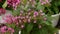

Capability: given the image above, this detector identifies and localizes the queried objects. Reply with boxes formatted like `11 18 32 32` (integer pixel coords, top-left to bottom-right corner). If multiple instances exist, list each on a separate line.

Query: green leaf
55 0 60 6
45 25 58 34
39 28 48 34
23 4 29 11
0 16 2 20
12 4 21 16
53 7 59 14
14 26 20 34
31 27 48 34
26 23 33 33
2 0 7 8
36 2 44 10
6 23 16 28
41 21 51 25
45 21 51 25
23 0 27 5
47 7 54 15
12 10 20 16
5 32 11 34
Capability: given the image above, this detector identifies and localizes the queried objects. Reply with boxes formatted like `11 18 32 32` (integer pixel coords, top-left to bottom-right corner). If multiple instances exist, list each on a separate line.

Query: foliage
44 0 60 15
0 0 59 34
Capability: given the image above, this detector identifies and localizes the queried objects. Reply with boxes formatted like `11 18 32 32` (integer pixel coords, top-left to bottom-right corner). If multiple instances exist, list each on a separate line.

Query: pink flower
33 15 36 17
28 12 31 15
8 28 12 30
33 20 37 23
0 25 14 34
12 29 14 32
12 17 19 23
20 10 24 14
26 15 29 18
34 11 38 16
0 26 7 32
2 14 19 24
43 17 47 21
40 0 49 5
38 25 42 29
7 0 20 10
28 19 31 23
2 14 13 24
8 28 14 32
41 2 46 5
40 13 45 16
7 0 11 2
0 8 6 15
39 10 43 13
21 25 24 29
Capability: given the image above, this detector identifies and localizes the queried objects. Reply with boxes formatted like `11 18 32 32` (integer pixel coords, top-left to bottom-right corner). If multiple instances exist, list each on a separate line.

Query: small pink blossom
19 20 22 23
21 25 24 28
39 10 43 13
34 20 37 23
38 25 42 29
34 11 38 16
40 13 45 16
26 15 29 18
40 0 49 5
8 28 12 30
28 12 31 15
43 17 47 21
12 29 14 32
8 28 14 32
33 11 38 17
28 19 30 23
41 2 46 5
33 15 36 17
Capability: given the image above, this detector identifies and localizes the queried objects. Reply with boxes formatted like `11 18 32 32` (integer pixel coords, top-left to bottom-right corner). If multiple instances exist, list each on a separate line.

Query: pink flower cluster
3 14 15 24
7 0 20 10
40 0 49 5
2 10 47 29
0 8 6 15
2 14 19 25
0 25 14 34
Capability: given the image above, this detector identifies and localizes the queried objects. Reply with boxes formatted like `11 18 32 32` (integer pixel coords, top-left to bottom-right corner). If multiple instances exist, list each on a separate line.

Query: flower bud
28 19 31 23
43 17 47 21
21 25 24 29
33 20 37 23
38 25 42 29
34 11 38 16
